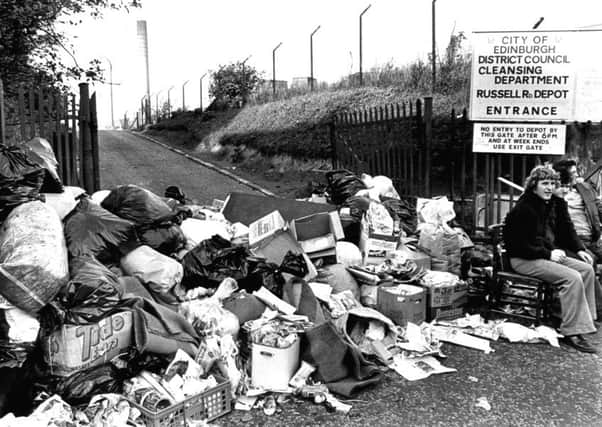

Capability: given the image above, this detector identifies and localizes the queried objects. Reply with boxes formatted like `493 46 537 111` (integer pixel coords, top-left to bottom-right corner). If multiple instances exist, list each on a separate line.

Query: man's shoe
561 335 598 353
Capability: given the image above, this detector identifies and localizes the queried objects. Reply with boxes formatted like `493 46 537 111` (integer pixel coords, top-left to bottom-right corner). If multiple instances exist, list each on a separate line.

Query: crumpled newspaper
496 322 563 347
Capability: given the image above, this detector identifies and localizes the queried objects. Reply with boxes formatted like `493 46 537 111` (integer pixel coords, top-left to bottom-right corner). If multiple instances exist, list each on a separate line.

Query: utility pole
359 4 371 86
241 55 251 105
167 85 175 118
103 57 115 128
272 42 283 95
200 72 207 111
431 0 437 91
155 90 162 122
182 80 189 111
310 25 321 91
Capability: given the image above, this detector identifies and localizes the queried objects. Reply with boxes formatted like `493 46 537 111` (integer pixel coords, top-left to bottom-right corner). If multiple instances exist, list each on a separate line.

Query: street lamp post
359 4 371 86
199 72 207 111
140 95 147 126
182 80 190 111
241 55 252 105
431 0 437 91
272 42 282 95
167 85 175 118
155 90 163 122
103 57 115 128
310 25 321 91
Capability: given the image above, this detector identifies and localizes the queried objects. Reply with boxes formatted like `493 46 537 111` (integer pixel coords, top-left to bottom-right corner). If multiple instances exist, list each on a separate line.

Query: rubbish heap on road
0 140 563 425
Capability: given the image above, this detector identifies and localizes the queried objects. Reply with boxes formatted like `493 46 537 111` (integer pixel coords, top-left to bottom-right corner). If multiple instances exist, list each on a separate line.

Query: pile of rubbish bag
4 143 557 426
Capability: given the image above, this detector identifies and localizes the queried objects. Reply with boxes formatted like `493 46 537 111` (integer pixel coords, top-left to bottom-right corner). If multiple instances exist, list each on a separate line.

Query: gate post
90 92 100 192
0 78 5 145
424 96 433 197
79 82 94 194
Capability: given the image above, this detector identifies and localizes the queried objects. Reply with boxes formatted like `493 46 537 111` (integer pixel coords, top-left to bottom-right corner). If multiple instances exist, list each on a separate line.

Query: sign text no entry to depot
473 123 566 154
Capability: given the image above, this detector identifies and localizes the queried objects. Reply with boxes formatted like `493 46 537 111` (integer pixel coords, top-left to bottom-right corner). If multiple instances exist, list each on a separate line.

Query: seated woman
503 165 598 353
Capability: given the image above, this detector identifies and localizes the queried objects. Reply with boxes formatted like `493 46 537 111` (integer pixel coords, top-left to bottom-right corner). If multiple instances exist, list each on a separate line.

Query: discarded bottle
263 395 276 416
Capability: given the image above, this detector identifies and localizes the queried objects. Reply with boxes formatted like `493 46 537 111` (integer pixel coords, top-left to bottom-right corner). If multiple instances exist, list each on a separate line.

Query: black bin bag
57 256 125 325
0 145 45 221
101 184 177 226
63 198 140 263
181 235 251 289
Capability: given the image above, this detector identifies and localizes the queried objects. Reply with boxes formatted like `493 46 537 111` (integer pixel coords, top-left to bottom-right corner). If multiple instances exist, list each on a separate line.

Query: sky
63 0 602 128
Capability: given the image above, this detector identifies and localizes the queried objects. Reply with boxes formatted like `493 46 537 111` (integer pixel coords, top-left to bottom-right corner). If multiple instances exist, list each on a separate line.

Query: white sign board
473 123 566 154
469 30 602 122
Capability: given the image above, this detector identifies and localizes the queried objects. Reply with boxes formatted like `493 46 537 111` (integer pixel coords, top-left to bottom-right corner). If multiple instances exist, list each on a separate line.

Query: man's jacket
503 191 585 260
574 182 602 242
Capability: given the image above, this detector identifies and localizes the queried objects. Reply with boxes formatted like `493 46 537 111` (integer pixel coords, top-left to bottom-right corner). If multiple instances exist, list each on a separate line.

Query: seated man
503 166 597 353
553 159 602 318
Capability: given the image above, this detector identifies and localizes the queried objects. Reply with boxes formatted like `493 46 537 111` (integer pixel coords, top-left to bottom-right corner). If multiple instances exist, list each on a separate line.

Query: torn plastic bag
55 364 123 406
63 198 140 264
0 145 45 221
381 196 418 236
180 218 233 251
139 223 186 255
101 184 178 226
121 245 183 294
0 201 69 313
326 170 367 206
181 235 251 289
42 186 86 220
179 278 240 338
57 256 125 325
0 340 36 369
360 174 400 200
23 137 63 193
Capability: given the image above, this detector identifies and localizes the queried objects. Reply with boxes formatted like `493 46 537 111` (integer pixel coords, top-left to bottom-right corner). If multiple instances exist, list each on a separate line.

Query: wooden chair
488 223 554 325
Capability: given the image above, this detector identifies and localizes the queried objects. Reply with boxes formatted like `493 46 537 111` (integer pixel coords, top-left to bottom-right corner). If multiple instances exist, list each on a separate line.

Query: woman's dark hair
552 159 577 185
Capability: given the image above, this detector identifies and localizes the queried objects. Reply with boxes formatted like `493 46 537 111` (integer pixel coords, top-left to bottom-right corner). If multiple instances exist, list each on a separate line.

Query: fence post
89 92 100 192
424 96 433 197
79 82 94 193
0 78 5 145
329 115 337 170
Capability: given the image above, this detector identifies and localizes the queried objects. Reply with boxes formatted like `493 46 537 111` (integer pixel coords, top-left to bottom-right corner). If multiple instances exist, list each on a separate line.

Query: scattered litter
476 396 492 411
389 355 457 381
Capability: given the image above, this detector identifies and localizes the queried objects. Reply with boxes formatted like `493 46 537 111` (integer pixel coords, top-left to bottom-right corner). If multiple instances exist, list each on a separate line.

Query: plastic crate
129 378 231 427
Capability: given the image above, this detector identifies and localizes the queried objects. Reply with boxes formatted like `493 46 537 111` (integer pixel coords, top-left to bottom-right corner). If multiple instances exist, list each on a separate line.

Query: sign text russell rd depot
469 30 602 122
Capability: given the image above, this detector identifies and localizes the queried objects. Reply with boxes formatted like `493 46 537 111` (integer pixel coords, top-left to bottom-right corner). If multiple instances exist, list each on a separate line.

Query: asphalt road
97 130 602 426
98 130 261 204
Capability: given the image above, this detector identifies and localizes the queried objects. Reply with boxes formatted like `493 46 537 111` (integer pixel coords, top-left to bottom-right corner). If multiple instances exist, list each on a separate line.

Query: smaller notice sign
472 123 566 155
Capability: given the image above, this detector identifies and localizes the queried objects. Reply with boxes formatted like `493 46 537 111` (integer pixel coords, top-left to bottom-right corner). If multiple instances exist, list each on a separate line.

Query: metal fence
330 98 602 236
0 81 100 193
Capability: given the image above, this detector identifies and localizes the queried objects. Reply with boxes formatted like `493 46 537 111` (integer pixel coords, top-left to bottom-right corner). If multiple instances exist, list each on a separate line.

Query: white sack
121 245 183 294
0 201 69 313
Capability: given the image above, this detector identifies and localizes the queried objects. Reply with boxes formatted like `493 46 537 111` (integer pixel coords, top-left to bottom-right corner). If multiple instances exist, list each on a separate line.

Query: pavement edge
131 131 276 197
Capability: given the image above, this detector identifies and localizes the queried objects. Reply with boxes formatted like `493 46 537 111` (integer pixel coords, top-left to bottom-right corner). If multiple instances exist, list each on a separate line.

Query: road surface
98 130 261 203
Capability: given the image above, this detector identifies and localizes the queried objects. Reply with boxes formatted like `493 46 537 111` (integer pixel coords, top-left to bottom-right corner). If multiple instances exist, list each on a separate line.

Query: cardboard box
359 204 399 264
251 337 300 390
250 221 317 281
248 210 287 247
290 211 345 259
42 311 133 377
377 284 426 326
221 192 335 226
425 280 468 308
426 298 467 321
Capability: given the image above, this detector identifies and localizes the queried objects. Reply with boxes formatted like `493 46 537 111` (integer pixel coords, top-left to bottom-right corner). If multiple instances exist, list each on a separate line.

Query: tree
0 0 140 94
209 62 262 108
